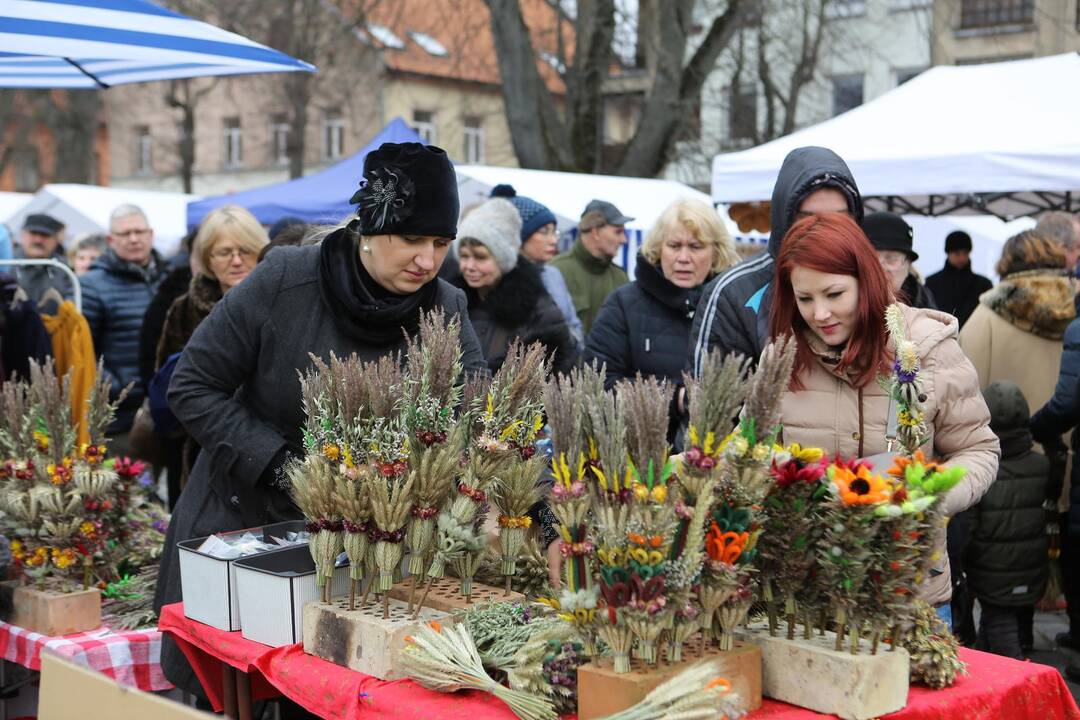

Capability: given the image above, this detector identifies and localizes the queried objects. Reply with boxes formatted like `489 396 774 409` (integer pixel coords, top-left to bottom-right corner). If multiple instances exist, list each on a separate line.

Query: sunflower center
850 478 871 495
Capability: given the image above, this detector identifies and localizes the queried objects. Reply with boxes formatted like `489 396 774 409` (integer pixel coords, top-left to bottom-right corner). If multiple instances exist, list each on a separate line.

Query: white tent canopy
711 53 1080 219
6 184 200 258
0 192 32 226
457 165 761 273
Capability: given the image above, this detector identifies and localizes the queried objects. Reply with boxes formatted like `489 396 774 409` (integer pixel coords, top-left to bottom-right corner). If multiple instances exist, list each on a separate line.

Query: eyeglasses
539 226 559 236
877 252 908 269
210 247 256 261
112 228 151 239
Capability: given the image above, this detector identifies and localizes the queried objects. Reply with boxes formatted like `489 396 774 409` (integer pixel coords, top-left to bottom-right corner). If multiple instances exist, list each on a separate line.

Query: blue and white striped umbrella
0 0 316 88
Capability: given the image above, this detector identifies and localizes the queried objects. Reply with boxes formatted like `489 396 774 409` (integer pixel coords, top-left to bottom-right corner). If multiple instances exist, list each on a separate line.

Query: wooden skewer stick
411 576 435 620
349 579 357 611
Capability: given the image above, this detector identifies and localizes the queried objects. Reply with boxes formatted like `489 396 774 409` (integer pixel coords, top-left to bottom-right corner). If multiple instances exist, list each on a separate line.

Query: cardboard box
233 544 351 647
738 621 909 720
178 520 307 631
12 585 101 636
39 652 212 719
577 639 762 719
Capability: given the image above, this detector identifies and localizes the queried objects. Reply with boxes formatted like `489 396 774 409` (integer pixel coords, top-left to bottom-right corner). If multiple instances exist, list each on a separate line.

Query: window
408 31 448 57
367 23 405 49
13 147 39 192
323 108 344 161
825 0 867 19
895 67 925 85
729 83 757 141
135 125 152 175
271 114 289 166
412 110 436 144
223 117 242 168
959 0 1033 29
831 74 864 116
463 116 484 164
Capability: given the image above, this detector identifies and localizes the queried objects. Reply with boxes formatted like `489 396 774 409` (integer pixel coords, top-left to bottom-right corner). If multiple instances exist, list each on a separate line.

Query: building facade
933 0 1080 65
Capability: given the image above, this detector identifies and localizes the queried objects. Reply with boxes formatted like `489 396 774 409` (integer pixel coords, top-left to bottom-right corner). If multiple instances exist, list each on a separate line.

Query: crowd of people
3 141 1079 702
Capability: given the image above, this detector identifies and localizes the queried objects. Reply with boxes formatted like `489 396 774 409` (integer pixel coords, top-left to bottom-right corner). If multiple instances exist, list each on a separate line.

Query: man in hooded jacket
689 147 864 375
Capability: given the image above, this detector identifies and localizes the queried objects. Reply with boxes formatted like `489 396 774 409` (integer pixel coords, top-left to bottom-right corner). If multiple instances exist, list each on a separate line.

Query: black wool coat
963 427 1051 606
584 259 704 441
455 258 579 376
155 242 485 694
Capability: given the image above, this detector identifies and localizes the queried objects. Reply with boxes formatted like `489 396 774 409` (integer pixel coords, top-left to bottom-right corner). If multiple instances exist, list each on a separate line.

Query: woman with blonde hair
584 198 739 442
153 205 270 497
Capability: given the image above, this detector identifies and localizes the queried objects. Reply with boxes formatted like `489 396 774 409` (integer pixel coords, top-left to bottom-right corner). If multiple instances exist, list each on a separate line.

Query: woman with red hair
769 212 1000 623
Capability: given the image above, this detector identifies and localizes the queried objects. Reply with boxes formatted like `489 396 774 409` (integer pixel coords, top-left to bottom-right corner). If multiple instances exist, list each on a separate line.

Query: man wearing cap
15 213 73 312
926 230 992 328
550 199 631 334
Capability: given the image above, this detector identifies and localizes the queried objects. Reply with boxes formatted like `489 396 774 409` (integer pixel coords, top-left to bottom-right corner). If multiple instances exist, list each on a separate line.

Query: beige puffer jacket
777 304 1000 606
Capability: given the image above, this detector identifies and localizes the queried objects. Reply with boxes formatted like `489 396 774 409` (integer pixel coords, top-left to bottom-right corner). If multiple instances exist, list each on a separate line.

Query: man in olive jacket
550 199 631 334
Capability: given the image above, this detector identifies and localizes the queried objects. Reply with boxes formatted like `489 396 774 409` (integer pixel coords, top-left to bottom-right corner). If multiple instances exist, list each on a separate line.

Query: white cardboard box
234 544 351 647
178 520 307 631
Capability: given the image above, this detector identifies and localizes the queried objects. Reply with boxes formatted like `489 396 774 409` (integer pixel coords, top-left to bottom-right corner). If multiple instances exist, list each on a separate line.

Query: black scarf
317 222 438 345
634 256 706 320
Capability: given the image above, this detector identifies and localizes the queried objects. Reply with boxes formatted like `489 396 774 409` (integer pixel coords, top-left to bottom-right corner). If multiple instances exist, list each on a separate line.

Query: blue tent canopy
0 0 314 88
186 118 422 229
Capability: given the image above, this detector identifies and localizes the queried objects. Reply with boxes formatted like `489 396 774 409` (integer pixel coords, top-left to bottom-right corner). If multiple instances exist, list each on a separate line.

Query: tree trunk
566 0 615 172
288 73 311 179
484 0 571 169
46 90 100 184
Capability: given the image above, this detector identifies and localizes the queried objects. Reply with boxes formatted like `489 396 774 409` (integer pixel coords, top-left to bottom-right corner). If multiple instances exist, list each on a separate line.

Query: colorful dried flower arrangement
0 359 160 592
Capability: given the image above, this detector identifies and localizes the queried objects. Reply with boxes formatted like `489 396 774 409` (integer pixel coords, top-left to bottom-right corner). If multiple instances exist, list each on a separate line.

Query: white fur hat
453 198 523 273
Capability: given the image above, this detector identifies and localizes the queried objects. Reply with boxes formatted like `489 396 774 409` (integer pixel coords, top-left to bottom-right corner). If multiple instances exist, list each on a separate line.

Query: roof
711 53 1080 218
364 0 569 93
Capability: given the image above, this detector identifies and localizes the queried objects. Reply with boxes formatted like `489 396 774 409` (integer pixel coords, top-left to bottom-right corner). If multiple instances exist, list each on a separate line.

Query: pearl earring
362 244 371 253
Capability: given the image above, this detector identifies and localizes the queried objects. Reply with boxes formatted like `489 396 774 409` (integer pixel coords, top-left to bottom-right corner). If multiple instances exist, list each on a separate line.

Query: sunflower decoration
755 444 829 638
818 460 894 653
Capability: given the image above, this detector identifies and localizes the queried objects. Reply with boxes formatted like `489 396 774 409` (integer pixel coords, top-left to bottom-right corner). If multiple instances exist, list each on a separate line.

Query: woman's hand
546 539 562 589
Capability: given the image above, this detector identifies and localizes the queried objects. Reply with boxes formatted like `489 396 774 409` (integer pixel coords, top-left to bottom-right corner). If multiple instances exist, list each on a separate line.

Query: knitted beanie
490 184 557 241
454 197 523 273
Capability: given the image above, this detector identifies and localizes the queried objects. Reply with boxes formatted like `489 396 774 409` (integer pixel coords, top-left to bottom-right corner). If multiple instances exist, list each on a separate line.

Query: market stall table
160 603 1080 720
0 617 171 691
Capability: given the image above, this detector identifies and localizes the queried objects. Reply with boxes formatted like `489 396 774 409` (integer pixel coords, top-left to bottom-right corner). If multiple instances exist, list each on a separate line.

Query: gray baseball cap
581 199 634 227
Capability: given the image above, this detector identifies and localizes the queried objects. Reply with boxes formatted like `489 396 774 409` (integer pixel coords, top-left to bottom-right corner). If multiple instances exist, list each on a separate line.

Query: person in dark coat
153 207 269 508
14 213 73 314
965 380 1056 659
585 198 740 443
689 147 864 376
863 211 936 310
81 205 166 446
154 143 488 697
925 231 993 328
139 230 198 393
1030 293 1080 683
452 197 578 376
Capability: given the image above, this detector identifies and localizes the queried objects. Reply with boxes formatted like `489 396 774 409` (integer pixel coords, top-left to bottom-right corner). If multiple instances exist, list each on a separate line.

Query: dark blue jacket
1030 293 1080 539
81 249 165 432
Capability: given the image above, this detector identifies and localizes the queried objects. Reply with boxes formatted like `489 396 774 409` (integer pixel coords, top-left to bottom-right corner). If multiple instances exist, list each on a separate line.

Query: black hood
768 146 863 258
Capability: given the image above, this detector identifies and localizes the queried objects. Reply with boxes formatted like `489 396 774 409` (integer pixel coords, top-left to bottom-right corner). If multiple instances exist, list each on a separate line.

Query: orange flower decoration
832 465 892 505
886 450 940 479
706 523 748 564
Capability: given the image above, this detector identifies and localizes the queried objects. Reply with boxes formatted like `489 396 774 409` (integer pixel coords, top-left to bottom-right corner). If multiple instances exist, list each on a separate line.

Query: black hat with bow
349 142 459 239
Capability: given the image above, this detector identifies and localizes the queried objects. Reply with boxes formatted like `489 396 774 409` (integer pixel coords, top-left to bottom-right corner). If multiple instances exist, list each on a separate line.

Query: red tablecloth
0 618 171 692
159 603 517 719
160 603 1079 720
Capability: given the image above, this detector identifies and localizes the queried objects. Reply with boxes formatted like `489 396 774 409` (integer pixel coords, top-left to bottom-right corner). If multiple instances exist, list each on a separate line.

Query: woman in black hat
863 211 937 310
153 142 486 695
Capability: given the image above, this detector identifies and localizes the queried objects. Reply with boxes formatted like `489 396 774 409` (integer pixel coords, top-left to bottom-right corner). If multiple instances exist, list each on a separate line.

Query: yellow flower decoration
788 443 824 464
832 465 892 506
33 430 49 451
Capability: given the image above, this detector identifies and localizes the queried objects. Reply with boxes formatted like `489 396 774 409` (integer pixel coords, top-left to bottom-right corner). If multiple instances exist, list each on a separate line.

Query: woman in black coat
584 199 739 442
155 143 487 695
453 197 578 376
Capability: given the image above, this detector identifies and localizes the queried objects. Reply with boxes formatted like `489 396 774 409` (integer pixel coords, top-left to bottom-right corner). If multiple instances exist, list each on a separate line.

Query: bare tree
0 89 101 187
485 0 749 177
166 78 218 193
254 0 383 179
755 0 828 141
